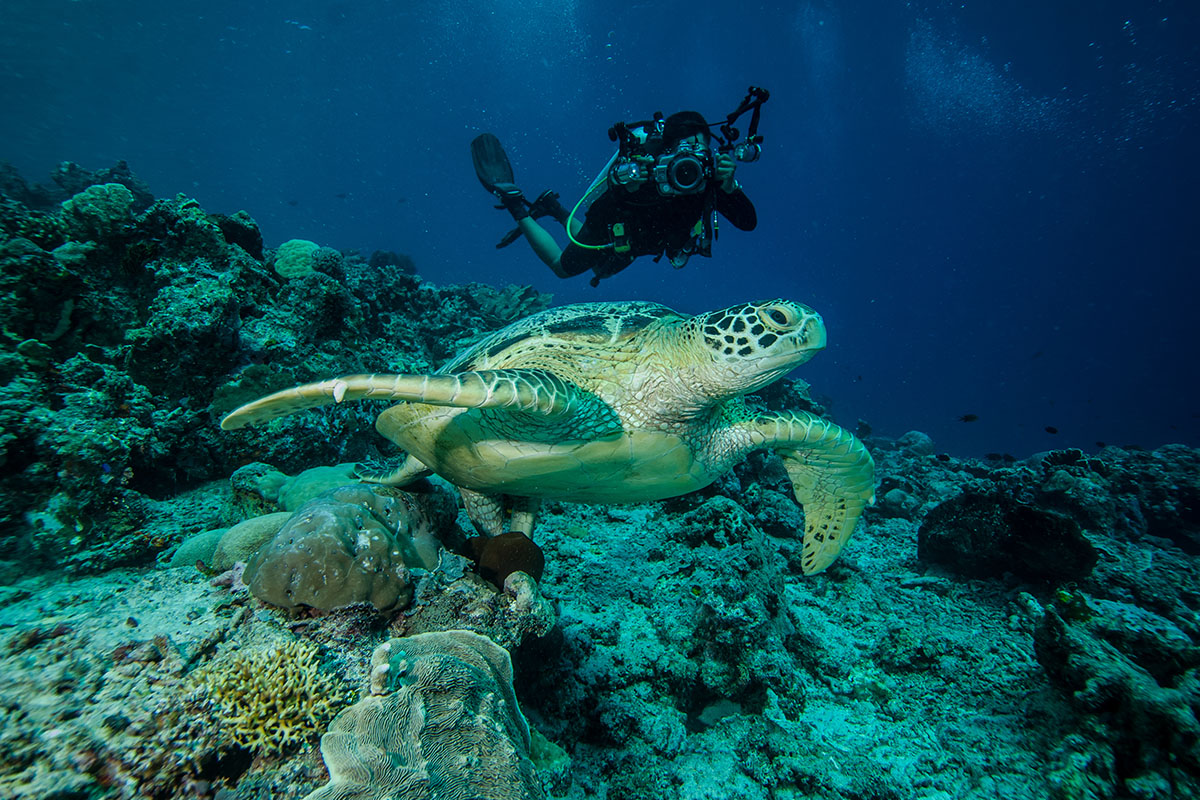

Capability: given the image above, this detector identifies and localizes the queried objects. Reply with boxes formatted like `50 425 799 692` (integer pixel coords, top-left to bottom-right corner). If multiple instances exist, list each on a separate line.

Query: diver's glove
492 182 530 221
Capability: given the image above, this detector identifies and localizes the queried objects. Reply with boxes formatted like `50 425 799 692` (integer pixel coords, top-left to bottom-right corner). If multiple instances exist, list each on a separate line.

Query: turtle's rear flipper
471 133 516 194
356 455 430 486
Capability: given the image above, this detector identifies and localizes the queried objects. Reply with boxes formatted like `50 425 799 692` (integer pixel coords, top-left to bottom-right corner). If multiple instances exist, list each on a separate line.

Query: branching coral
196 638 351 754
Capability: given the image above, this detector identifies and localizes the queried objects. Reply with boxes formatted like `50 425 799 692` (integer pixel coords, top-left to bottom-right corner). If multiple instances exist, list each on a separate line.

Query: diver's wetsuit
559 182 757 282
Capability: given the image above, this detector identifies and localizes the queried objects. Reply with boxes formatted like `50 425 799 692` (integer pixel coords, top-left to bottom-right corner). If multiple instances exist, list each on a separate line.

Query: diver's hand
715 153 738 192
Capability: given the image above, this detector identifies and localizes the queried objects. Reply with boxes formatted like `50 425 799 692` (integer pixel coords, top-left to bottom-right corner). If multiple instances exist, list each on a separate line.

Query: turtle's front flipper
221 369 616 431
751 411 876 575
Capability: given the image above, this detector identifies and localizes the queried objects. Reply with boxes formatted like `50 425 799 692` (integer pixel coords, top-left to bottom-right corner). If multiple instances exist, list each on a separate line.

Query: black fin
470 133 516 193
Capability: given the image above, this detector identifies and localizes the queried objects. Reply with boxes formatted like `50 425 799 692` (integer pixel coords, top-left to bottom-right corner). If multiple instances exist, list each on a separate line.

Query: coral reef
272 238 321 278
304 630 544 800
1028 593 1200 794
0 570 238 799
61 182 136 240
0 161 550 575
397 567 558 651
210 512 291 571
0 162 1197 800
917 490 1097 583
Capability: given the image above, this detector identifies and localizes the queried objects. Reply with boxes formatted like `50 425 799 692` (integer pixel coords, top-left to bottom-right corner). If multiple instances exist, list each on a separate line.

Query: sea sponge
244 484 443 612
61 182 135 239
303 630 544 800
274 238 320 278
197 638 351 754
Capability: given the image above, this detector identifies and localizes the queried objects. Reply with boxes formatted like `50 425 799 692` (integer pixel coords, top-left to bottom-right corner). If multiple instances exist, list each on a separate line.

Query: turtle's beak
783 307 827 361
800 311 827 352
750 308 826 374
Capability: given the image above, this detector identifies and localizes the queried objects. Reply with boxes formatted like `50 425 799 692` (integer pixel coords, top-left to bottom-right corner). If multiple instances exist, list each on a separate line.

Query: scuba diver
472 88 769 287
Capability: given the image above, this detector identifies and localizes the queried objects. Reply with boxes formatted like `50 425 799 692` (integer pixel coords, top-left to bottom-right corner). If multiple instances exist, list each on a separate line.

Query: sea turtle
221 299 875 574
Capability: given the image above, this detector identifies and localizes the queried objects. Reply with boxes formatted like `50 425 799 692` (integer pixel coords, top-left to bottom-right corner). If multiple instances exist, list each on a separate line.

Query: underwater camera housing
651 141 714 196
606 116 715 196
606 86 769 196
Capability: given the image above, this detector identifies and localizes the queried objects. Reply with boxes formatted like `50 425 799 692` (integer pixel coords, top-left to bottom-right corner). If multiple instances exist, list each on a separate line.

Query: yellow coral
197 638 350 754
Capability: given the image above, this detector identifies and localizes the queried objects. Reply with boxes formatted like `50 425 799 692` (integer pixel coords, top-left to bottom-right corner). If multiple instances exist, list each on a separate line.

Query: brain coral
197 638 350 755
243 484 443 612
273 238 320 278
303 630 543 800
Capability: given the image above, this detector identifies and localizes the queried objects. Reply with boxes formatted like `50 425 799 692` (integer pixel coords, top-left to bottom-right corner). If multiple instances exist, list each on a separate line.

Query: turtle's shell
379 301 718 502
442 301 683 373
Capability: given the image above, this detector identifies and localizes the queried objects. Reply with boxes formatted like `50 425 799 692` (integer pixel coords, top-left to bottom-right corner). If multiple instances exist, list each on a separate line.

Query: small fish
1045 426 1059 434
336 193 347 199
957 414 979 423
287 199 299 206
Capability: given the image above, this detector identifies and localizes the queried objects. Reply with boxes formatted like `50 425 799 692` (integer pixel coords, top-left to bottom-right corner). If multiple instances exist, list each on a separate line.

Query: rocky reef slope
0 161 547 575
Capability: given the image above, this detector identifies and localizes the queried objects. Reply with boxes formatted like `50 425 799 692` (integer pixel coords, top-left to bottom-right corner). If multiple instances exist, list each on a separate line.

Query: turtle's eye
760 304 797 330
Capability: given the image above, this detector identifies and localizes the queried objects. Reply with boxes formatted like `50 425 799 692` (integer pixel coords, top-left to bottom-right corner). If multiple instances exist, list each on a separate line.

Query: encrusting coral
196 637 351 754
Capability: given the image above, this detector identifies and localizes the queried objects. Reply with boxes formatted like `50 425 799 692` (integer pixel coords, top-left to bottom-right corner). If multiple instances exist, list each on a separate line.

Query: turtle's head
695 299 826 393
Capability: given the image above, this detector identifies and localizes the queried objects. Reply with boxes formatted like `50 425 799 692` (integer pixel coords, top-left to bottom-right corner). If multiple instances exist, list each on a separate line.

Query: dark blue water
4 0 1197 458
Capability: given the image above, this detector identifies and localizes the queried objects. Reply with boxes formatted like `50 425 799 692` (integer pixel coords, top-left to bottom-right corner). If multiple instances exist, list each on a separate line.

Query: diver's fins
527 190 570 225
471 133 516 194
496 227 523 249
494 190 569 248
